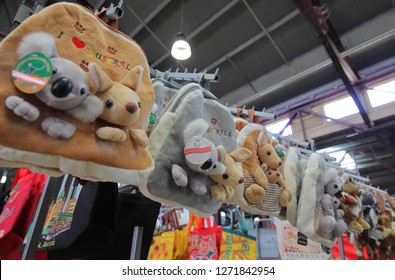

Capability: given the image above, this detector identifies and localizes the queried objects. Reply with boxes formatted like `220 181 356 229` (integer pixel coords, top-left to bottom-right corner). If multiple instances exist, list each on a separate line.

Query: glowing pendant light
171 0 191 60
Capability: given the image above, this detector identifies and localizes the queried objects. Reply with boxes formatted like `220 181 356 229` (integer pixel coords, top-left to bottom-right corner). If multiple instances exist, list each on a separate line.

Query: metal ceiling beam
151 0 240 67
228 57 257 93
124 3 185 69
300 108 366 131
205 9 300 71
299 110 308 140
370 176 395 185
352 149 395 173
241 0 291 68
357 162 382 170
294 0 372 128
235 27 395 107
279 112 298 135
3 0 13 30
315 126 393 150
128 0 172 38
375 133 395 158
353 153 394 163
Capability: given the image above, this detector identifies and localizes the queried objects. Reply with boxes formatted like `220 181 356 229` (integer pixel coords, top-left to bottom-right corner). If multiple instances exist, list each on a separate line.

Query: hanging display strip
0 2 155 185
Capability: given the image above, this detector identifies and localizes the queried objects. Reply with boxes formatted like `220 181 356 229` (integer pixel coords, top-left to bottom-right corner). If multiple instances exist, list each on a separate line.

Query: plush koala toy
324 168 343 197
6 32 103 139
331 196 348 237
171 118 227 195
320 193 337 235
182 118 226 176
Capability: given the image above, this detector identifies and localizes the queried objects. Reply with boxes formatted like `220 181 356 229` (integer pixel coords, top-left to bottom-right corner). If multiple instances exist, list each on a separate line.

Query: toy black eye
223 174 229 180
266 150 271 156
80 88 86 95
52 68 57 75
268 171 272 175
213 165 217 169
106 100 113 108
138 101 141 108
334 184 338 189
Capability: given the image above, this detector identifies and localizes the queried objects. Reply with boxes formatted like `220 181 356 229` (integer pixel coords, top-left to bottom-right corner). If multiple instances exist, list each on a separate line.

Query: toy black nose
278 161 282 167
201 159 213 170
125 102 138 114
51 77 73 98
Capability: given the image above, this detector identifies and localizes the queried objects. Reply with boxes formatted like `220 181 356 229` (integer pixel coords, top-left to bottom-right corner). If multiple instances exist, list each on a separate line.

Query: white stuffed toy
6 32 103 139
171 118 227 195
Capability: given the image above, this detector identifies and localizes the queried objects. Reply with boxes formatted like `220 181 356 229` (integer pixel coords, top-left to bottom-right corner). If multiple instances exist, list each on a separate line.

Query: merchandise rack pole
337 236 345 260
130 226 144 260
21 175 67 260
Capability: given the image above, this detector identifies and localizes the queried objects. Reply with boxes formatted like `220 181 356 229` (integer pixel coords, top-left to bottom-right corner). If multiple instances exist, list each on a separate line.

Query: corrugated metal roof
248 0 298 28
323 0 394 34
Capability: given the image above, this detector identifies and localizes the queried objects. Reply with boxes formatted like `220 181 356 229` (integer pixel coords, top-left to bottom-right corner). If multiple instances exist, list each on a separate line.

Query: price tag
12 52 52 94
184 136 212 165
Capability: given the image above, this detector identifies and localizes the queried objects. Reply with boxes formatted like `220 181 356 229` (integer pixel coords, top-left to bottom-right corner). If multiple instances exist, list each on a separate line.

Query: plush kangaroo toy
89 63 148 147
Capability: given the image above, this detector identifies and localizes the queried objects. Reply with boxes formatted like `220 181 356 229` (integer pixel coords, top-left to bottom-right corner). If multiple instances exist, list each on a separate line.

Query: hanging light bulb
171 0 191 60
171 32 191 60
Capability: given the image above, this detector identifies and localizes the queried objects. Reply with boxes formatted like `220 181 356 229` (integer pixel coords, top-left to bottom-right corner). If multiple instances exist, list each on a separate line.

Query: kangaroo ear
88 63 113 92
230 147 252 163
121 65 144 90
257 132 267 146
261 163 268 171
217 145 226 163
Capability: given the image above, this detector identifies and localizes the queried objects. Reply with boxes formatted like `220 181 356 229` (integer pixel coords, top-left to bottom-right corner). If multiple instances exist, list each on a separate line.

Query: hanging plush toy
6 32 103 139
170 118 226 195
321 167 347 237
208 146 251 201
341 174 370 233
182 119 226 176
257 131 292 207
88 63 148 147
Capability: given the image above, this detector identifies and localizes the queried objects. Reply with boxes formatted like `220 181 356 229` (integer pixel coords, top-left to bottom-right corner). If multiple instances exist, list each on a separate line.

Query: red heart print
72 37 85 49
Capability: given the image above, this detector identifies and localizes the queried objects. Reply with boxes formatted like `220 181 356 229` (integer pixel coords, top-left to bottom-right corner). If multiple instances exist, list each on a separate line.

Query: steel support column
294 0 372 128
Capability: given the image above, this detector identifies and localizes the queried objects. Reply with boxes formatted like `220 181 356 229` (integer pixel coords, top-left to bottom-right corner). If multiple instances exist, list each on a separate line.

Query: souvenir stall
0 0 394 262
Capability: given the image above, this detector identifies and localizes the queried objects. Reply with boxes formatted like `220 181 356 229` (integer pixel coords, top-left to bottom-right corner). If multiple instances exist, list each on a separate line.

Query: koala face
332 196 341 209
325 180 342 196
36 58 89 110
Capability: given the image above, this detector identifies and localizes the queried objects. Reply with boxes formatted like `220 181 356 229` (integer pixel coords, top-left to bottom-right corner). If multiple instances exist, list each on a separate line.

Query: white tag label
184 136 211 165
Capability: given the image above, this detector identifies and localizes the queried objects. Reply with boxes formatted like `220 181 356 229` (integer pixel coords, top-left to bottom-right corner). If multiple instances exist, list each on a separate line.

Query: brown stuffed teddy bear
377 210 394 236
341 174 370 233
376 210 395 259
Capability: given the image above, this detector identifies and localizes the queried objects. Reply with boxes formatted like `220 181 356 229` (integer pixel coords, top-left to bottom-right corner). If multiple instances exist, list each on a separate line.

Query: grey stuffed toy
6 32 103 139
